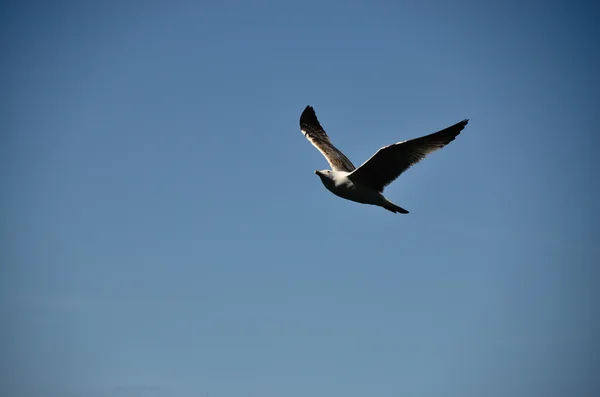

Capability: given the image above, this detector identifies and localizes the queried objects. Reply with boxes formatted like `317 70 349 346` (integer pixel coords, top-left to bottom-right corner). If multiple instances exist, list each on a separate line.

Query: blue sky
1 1 599 396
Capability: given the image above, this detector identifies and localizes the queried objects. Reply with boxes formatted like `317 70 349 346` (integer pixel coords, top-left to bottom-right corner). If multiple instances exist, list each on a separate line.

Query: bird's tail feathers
383 200 409 214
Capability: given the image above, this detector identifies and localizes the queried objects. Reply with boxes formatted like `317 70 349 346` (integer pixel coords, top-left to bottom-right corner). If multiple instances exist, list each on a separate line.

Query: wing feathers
299 106 355 172
348 119 469 192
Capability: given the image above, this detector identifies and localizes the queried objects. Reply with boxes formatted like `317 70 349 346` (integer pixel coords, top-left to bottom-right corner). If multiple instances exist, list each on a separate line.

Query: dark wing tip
300 105 322 129
454 119 469 129
429 118 470 146
449 118 470 133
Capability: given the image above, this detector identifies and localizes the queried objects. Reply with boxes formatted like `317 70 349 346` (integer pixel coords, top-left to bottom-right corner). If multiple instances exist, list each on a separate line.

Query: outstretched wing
299 106 355 172
348 119 469 192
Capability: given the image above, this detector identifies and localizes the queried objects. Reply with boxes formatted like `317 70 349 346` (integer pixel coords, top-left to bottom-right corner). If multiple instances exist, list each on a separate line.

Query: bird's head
314 170 335 187
314 169 331 177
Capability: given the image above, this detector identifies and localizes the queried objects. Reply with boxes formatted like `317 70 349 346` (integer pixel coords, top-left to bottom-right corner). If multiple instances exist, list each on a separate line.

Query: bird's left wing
299 106 356 172
348 119 469 192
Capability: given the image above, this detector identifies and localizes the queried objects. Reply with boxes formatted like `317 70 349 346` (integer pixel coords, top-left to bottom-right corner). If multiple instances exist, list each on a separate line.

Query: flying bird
299 106 469 214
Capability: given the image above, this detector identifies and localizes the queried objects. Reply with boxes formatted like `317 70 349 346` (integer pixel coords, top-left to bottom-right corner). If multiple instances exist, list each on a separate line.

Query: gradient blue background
2 1 599 396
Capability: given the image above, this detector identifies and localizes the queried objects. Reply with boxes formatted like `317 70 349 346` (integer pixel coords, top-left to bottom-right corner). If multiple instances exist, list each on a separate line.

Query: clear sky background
2 1 599 396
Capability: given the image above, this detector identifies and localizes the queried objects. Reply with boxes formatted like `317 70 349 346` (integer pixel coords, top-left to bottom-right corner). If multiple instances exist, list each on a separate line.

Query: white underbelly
327 180 383 205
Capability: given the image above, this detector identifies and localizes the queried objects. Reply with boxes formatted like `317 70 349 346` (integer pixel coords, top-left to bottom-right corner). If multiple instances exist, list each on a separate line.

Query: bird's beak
314 170 321 176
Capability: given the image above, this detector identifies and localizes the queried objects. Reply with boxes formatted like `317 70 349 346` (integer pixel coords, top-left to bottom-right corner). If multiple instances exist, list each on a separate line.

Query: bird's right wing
299 106 355 172
348 119 469 192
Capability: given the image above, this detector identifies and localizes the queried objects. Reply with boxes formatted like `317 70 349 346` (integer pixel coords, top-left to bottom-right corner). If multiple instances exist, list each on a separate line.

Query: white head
314 169 335 188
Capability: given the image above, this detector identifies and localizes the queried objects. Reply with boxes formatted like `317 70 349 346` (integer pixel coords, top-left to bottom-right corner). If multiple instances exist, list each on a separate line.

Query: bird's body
299 106 469 214
314 170 407 213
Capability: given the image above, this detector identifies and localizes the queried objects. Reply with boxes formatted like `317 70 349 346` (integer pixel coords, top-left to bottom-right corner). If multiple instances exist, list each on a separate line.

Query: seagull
299 106 469 214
